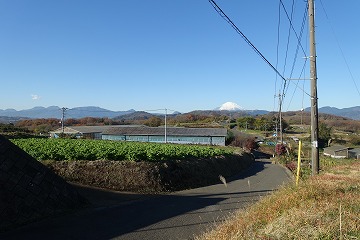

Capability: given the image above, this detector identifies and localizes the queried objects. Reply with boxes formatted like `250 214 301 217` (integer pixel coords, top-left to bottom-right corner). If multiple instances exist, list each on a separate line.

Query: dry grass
197 161 360 240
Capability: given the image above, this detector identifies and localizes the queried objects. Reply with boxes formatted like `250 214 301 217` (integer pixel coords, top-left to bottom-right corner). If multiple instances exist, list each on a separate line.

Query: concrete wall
0 135 87 231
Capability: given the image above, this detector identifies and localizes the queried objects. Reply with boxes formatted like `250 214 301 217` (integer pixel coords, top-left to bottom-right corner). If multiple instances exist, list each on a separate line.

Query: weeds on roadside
198 161 360 240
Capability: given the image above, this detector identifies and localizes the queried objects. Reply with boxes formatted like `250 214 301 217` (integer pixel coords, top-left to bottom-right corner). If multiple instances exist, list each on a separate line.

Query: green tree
282 119 289 132
254 117 274 131
237 117 255 130
226 131 235 145
318 122 332 148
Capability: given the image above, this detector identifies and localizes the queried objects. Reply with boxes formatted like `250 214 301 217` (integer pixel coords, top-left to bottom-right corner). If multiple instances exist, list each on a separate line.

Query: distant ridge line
1 105 360 120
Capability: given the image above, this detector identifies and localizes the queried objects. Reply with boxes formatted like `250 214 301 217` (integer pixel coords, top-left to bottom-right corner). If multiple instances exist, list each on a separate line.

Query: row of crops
11 138 233 161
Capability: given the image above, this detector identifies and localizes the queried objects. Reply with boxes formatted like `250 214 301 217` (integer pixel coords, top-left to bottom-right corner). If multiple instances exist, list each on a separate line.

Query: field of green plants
11 138 233 161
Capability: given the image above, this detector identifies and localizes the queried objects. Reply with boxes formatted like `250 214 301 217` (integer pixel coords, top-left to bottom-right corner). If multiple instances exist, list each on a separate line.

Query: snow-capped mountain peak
219 102 242 111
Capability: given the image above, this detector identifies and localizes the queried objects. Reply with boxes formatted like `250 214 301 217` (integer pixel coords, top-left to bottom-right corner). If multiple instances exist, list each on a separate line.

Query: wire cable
280 0 296 112
284 4 308 98
286 21 310 111
286 58 309 110
208 0 311 109
281 0 295 78
279 0 307 57
208 0 287 82
319 0 360 98
276 2 311 110
274 0 282 112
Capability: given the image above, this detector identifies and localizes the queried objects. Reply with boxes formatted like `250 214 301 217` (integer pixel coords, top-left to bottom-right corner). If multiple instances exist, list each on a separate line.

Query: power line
281 2 308 93
274 2 310 112
208 0 311 121
144 109 177 114
319 0 360 98
274 0 282 112
284 4 309 99
279 0 307 57
287 6 308 81
275 1 309 128
208 0 287 82
279 0 296 117
281 0 296 78
286 59 309 110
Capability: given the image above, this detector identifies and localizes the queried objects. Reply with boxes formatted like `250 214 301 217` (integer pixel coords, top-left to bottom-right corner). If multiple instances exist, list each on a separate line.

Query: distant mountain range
1 105 360 122
305 106 360 120
0 106 135 120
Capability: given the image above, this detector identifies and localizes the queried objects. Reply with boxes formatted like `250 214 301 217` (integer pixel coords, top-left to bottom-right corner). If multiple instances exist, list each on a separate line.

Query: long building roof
324 145 349 152
50 125 227 137
50 125 143 134
103 126 227 137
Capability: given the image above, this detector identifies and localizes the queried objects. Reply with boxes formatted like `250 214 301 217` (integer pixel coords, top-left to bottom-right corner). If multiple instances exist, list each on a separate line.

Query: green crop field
11 138 233 161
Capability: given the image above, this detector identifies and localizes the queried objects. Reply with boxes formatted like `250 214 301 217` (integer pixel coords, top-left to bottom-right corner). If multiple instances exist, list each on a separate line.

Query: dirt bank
44 153 254 193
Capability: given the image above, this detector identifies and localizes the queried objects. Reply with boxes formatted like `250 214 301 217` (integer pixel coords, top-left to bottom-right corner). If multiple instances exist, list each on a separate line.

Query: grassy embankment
198 158 360 240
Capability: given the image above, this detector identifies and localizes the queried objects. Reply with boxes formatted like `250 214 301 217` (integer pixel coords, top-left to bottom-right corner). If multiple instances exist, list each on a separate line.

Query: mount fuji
217 102 243 111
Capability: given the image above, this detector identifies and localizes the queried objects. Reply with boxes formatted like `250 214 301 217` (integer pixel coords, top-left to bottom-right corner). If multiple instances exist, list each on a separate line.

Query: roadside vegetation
198 159 360 240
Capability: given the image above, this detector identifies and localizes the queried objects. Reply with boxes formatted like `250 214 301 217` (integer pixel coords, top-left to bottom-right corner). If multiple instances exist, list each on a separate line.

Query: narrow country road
1 159 292 240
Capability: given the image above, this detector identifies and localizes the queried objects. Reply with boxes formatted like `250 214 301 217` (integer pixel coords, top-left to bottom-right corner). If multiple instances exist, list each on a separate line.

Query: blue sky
0 0 359 113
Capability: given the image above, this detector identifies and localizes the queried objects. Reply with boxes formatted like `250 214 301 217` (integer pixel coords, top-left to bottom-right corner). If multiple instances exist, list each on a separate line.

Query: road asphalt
0 159 293 240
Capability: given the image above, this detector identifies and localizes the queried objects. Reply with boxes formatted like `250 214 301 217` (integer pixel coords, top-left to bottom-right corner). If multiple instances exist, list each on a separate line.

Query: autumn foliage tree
229 135 259 151
144 117 162 127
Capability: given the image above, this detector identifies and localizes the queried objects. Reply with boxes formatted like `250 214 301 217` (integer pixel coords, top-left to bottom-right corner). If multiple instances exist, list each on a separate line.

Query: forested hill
2 105 360 122
305 106 360 120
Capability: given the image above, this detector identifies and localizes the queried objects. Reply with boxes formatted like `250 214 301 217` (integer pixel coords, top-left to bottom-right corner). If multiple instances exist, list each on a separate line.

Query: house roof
50 127 83 134
349 148 360 155
103 126 227 137
324 145 349 152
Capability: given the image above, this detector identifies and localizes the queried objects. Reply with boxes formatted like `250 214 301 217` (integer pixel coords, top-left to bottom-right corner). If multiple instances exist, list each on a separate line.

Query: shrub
229 135 258 151
244 138 259 151
275 143 287 156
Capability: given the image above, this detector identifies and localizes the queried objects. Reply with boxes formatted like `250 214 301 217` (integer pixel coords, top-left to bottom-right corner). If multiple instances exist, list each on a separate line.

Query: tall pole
278 92 283 144
61 107 68 134
309 0 319 175
164 108 167 143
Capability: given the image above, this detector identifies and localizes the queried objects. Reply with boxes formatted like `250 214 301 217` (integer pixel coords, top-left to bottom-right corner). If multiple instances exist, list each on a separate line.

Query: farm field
11 138 233 162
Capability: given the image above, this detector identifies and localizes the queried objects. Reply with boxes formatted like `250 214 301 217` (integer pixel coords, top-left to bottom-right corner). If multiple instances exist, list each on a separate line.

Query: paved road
1 159 292 240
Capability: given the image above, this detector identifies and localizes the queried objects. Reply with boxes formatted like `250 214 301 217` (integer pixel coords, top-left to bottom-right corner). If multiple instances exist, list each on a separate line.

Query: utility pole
275 92 283 144
164 108 167 143
61 107 69 134
309 0 319 175
278 92 283 144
